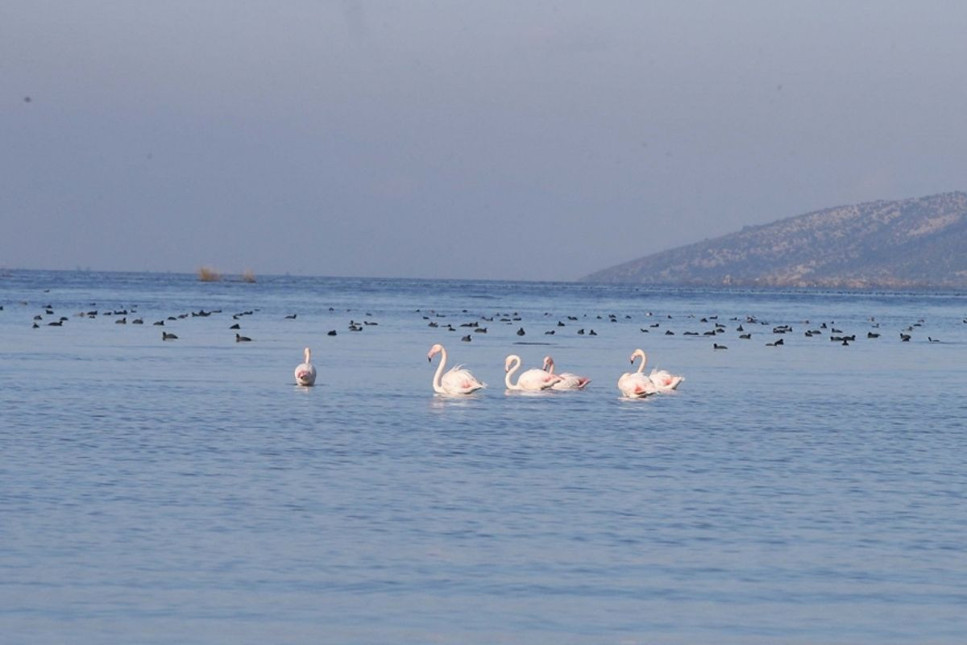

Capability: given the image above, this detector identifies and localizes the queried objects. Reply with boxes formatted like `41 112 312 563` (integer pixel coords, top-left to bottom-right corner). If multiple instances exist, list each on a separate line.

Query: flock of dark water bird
12 296 962 398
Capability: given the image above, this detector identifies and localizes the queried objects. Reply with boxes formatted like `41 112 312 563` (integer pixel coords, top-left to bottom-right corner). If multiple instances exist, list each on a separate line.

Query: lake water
2 270 966 644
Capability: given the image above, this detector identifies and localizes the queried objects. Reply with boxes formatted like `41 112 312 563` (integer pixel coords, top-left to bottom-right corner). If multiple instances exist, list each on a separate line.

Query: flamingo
618 348 658 398
648 367 684 391
629 348 683 393
542 355 590 390
427 343 486 395
504 354 562 391
294 347 317 386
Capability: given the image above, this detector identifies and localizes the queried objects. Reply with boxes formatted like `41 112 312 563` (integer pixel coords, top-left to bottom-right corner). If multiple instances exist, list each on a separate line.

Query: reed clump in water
197 266 222 282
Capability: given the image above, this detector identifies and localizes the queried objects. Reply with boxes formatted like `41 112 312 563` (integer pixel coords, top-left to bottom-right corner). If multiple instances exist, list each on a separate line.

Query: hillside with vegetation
582 192 967 289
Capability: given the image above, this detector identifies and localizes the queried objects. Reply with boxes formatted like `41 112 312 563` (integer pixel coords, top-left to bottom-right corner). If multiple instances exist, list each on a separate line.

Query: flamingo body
294 347 317 386
428 343 486 395
649 368 684 392
542 355 590 390
618 371 658 398
505 355 562 391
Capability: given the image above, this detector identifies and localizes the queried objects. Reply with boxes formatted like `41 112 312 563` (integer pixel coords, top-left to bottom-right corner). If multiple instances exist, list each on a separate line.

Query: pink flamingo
504 354 562 391
617 348 658 398
542 355 590 390
427 343 486 395
294 347 317 386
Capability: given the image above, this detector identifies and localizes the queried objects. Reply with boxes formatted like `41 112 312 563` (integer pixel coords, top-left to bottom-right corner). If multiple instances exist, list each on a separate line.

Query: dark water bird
285 313 297 319
545 330 555 335
577 329 585 335
867 332 880 338
588 329 597 336
235 333 252 342
115 317 126 324
294 347 317 386
928 337 940 343
766 338 784 347
713 343 727 350
900 333 911 342
327 330 337 336
739 333 751 340
230 323 240 329
516 327 525 336
461 334 472 342
48 320 63 326
132 318 143 324
153 320 164 326
162 332 178 340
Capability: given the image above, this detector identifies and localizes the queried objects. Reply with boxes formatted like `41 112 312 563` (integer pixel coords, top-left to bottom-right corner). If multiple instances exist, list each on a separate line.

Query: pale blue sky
4 1 966 280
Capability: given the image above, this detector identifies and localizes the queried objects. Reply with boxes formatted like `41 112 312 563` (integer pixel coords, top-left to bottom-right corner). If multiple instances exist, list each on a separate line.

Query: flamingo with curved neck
542 355 590 390
504 354 562 391
427 343 485 395
294 347 317 386
618 348 657 398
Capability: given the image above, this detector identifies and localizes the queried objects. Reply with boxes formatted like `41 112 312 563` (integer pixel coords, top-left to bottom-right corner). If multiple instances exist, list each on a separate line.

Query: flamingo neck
432 347 448 393
505 355 521 390
634 352 647 374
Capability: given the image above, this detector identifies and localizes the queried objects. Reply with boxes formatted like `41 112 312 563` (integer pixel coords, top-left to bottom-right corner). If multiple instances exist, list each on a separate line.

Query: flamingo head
504 354 520 372
427 343 444 362
542 355 554 372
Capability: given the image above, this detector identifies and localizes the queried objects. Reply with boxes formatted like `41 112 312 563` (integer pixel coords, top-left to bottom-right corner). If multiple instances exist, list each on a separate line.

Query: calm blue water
2 270 966 644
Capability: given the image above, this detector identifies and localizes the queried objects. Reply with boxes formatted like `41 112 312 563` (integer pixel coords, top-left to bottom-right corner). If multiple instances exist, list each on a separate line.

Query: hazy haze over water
4 2 967 280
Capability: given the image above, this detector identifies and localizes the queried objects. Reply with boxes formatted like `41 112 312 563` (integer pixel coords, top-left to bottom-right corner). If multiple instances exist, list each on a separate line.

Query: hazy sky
4 1 967 281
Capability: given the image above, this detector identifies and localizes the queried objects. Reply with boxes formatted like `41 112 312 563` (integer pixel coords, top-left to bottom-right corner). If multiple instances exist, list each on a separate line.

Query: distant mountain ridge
582 192 967 288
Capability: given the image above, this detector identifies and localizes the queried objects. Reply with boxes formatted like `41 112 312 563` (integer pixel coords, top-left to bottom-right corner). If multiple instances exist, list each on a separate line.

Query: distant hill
582 192 967 289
